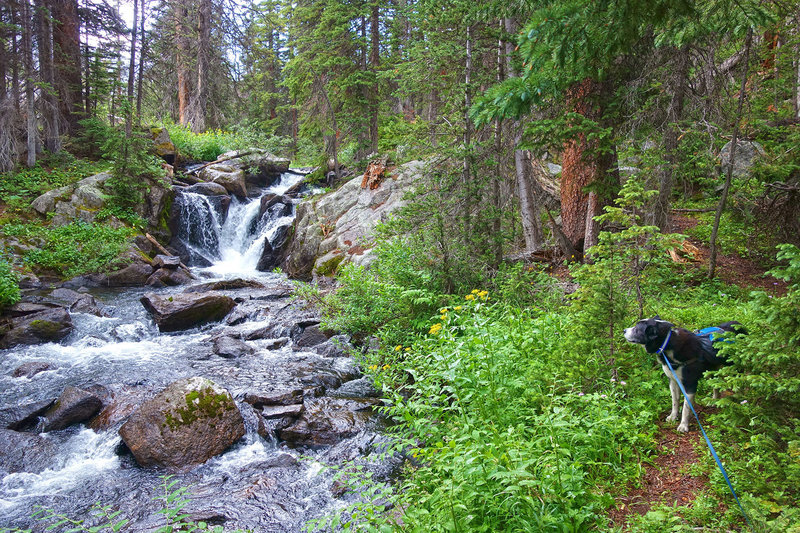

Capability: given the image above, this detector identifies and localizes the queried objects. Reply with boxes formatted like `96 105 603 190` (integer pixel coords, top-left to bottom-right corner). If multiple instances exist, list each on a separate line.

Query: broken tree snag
361 156 389 190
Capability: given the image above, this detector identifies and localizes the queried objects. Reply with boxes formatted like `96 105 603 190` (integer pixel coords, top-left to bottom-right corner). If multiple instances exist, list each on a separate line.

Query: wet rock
292 325 331 348
244 324 282 341
199 164 248 198
12 361 55 379
146 268 193 287
0 307 73 348
279 397 377 448
42 386 103 432
48 288 108 316
311 335 352 358
261 404 304 419
244 388 304 407
118 377 245 472
0 399 55 430
264 337 290 350
152 255 182 269
256 223 293 272
213 335 254 358
0 429 59 474
184 279 266 292
140 291 236 332
215 149 291 185
331 378 379 399
5 301 61 318
184 181 229 197
91 253 155 287
89 385 150 431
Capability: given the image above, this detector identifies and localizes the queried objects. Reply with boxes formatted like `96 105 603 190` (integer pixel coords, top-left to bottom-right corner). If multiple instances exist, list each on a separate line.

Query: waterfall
174 172 305 277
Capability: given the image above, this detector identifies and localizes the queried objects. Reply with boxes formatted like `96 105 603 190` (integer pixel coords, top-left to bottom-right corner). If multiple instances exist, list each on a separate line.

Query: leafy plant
0 258 21 310
1 222 135 278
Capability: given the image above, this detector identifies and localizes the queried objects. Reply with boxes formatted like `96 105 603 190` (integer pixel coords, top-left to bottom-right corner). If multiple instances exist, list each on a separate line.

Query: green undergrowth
306 178 799 532
164 123 289 162
1 221 135 279
0 257 20 310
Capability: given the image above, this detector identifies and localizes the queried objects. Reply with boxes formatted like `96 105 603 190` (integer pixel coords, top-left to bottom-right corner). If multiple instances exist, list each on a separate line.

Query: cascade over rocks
279 397 378 448
0 399 55 430
119 377 245 472
140 291 236 332
279 160 424 280
0 429 59 474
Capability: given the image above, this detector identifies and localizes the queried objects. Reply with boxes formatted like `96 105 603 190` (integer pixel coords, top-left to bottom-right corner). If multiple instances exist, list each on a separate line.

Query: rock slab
119 377 245 472
140 292 236 332
42 386 103 431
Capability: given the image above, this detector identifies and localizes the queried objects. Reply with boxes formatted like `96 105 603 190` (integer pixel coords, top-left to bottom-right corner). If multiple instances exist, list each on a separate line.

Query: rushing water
0 172 386 532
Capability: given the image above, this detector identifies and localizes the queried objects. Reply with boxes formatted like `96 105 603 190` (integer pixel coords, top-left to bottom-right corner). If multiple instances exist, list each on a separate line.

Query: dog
623 317 743 432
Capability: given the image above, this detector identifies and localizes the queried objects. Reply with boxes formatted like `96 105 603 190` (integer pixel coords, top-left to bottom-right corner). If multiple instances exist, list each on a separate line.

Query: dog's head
623 316 674 352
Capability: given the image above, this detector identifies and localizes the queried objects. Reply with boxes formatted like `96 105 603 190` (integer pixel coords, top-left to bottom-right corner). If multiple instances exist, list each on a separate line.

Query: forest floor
607 212 785 530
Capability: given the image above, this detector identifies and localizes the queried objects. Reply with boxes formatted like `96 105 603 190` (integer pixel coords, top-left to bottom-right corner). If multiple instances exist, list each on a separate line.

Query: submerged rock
212 335 254 358
140 291 236 332
0 398 55 430
0 429 59 474
11 361 56 379
118 377 245 472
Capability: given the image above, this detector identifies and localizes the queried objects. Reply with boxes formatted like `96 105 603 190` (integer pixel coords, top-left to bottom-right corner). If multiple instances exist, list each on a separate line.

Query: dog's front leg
663 366 681 422
677 393 695 432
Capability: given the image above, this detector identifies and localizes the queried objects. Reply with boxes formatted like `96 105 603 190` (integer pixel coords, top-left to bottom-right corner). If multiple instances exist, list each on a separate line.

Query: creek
0 172 390 532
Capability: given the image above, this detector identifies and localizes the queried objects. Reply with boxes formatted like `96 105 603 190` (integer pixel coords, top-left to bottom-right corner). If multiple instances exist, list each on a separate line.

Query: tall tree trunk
462 24 473 245
22 0 37 167
125 0 138 136
653 45 689 231
11 6 21 114
136 0 146 122
368 1 379 154
709 28 753 279
188 0 211 132
561 78 615 256
504 17 543 253
36 0 61 153
175 4 190 126
0 3 19 172
491 24 505 268
51 0 82 135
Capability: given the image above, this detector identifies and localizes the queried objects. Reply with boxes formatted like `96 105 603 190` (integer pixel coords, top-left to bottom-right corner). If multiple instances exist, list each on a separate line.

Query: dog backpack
695 326 733 363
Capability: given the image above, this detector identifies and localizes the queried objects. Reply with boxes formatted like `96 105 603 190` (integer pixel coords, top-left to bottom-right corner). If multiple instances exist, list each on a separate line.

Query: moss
29 319 65 339
315 254 344 277
163 386 234 430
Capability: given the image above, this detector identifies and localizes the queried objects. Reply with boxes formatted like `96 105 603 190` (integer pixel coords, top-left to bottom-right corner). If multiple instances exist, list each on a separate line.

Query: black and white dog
623 317 743 432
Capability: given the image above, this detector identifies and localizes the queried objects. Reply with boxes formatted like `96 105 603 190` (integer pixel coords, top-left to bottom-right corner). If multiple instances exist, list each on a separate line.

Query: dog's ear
645 324 659 342
654 314 661 320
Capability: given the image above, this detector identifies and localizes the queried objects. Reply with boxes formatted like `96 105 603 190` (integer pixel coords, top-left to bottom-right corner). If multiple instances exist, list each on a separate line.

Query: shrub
0 258 20 310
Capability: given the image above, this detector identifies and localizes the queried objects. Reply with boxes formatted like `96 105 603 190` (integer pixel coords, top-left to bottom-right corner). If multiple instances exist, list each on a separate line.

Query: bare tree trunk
11 6 21 115
22 0 37 167
36 0 62 153
188 0 211 132
136 0 146 122
51 0 82 135
125 0 138 136
504 17 543 253
0 4 20 172
709 28 753 279
175 4 190 126
462 24 473 245
653 45 689 231
369 2 379 154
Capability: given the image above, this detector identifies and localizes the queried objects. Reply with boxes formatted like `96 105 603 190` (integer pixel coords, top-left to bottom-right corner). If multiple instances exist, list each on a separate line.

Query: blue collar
656 329 672 355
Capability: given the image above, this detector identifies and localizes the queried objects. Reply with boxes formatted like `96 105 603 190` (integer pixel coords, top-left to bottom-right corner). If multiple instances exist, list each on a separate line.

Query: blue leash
657 330 754 530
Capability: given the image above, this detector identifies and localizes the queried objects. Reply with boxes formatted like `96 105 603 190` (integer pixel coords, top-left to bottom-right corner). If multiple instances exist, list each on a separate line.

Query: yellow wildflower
454 306 462 311
383 364 391 370
439 307 449 313
471 289 480 294
395 345 402 352
369 364 378 371
429 323 443 335
465 294 475 301
405 347 411 352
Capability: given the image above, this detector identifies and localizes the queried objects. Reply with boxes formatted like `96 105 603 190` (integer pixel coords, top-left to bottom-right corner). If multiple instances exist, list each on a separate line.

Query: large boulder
150 127 176 164
719 139 765 179
0 399 55 430
30 171 172 231
256 223 293 272
215 149 290 185
199 164 248 198
0 307 73 348
118 377 245 472
184 182 229 197
140 291 236 332
41 386 103 432
279 160 424 280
